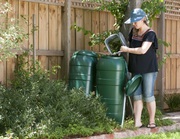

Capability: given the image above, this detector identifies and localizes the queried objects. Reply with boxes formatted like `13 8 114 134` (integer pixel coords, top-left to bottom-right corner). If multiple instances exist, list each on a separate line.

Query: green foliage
82 0 129 24
141 107 174 126
124 107 174 130
0 52 118 138
92 0 129 29
72 24 120 50
0 2 28 61
141 0 166 27
165 93 180 111
75 0 128 49
78 0 169 55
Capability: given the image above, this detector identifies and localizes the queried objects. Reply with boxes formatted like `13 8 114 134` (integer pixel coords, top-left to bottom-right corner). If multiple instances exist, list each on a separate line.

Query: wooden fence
165 0 180 94
0 0 115 84
0 0 180 107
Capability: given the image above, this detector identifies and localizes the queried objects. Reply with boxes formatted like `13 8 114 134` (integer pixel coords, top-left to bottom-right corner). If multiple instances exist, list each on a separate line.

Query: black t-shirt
128 28 158 74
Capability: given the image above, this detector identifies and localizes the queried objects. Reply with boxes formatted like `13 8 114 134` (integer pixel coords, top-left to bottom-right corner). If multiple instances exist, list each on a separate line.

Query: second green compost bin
96 55 127 124
69 50 97 96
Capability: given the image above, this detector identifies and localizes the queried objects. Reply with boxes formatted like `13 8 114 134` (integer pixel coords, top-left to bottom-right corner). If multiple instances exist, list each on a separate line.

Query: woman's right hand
120 46 129 52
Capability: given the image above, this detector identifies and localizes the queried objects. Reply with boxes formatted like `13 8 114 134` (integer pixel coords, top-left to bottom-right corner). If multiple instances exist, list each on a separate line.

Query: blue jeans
133 72 158 102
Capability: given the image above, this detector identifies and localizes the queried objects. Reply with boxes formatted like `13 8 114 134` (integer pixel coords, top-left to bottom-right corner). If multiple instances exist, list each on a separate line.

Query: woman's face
133 19 144 29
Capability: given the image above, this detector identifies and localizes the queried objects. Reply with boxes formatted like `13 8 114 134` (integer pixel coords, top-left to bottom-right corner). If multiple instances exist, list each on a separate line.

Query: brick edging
77 123 180 139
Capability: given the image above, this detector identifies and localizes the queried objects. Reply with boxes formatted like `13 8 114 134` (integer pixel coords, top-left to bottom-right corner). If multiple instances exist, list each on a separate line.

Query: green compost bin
69 50 97 96
96 55 127 124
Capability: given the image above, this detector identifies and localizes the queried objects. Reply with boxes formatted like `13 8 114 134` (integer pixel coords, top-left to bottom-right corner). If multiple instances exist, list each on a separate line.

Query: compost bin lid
125 74 142 96
74 50 97 57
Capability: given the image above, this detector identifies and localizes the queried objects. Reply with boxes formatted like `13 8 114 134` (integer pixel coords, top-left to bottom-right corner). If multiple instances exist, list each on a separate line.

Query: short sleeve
143 31 158 49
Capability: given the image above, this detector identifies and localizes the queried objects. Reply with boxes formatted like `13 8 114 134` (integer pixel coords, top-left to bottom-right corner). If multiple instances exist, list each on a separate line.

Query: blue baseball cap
125 8 146 24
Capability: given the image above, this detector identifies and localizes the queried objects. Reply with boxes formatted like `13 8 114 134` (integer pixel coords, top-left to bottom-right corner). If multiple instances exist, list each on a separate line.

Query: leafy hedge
0 53 118 139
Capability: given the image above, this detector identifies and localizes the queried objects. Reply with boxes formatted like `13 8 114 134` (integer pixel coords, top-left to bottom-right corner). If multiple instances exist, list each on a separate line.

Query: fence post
63 0 71 80
157 10 165 110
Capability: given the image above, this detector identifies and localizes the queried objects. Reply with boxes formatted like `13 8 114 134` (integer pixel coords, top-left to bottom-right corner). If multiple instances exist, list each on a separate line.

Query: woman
120 8 158 128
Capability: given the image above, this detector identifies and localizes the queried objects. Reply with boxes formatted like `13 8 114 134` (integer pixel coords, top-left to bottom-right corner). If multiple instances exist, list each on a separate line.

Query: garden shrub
0 53 118 138
165 93 180 112
0 1 28 61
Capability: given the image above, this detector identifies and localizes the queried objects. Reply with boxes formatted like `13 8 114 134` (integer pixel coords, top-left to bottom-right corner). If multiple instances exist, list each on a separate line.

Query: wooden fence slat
152 19 158 91
107 12 115 31
0 0 7 23
170 20 177 89
57 5 62 79
19 1 30 70
177 20 180 54
75 8 84 50
8 0 19 18
177 59 180 89
57 6 62 51
99 11 108 52
84 10 92 50
39 3 49 70
170 59 177 89
153 19 158 34
49 5 58 50
91 10 100 52
6 59 15 85
165 19 171 91
28 2 39 69
0 0 7 85
165 59 171 90
19 1 29 49
0 61 6 84
71 8 76 53
165 19 171 54
49 5 58 79
171 20 177 53
177 20 180 89
49 5 58 48
7 0 19 85
39 4 48 50
29 2 39 51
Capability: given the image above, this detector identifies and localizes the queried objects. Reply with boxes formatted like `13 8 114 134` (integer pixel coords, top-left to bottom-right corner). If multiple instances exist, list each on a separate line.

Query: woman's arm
120 41 152 54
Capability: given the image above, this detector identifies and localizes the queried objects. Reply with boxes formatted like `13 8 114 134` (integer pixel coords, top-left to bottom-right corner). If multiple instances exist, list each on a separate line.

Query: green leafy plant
75 0 169 54
124 107 174 130
0 51 119 138
74 0 128 50
141 0 166 27
165 93 180 111
141 107 174 127
0 1 28 61
71 24 120 52
157 40 171 68
82 0 128 29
